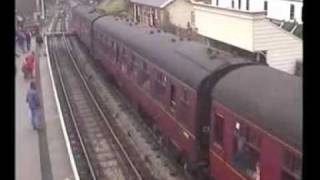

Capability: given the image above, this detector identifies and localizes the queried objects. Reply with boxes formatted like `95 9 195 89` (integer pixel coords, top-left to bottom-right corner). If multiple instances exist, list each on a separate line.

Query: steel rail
62 34 144 180
49 37 98 180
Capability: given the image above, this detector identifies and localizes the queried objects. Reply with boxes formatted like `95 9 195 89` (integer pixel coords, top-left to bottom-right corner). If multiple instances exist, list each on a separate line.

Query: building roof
97 0 128 14
269 19 302 39
212 65 302 151
293 24 303 38
130 0 175 8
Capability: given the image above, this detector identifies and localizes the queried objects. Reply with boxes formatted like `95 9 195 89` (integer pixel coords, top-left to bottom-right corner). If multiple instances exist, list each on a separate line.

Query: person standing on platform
25 31 31 51
26 81 40 130
16 30 26 53
36 33 43 48
22 51 35 78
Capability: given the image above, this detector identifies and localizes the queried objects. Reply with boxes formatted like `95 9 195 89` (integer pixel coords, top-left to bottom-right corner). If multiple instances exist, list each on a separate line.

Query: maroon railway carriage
70 4 302 180
71 3 252 173
209 66 302 180
91 14 255 171
70 5 101 48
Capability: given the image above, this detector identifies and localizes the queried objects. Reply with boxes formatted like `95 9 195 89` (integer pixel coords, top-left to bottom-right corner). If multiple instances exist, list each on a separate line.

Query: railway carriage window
121 61 127 73
137 60 150 90
213 113 224 146
122 47 126 55
142 62 147 71
243 127 261 148
170 85 177 109
111 41 115 48
182 88 189 103
232 122 261 180
158 72 167 85
153 72 166 100
281 150 301 180
115 44 120 63
104 36 108 45
127 59 134 75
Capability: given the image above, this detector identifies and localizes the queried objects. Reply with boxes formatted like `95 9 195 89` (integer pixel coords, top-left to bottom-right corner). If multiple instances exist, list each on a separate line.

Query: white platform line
44 35 80 180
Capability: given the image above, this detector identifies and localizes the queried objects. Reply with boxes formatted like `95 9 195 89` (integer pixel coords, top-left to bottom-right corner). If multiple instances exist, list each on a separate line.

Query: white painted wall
253 19 302 73
166 0 194 29
267 0 303 23
194 5 260 51
210 0 303 23
193 3 302 74
212 0 265 11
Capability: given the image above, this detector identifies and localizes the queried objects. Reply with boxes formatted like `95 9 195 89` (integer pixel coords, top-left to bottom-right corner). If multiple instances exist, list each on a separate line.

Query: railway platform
15 37 75 180
15 46 41 180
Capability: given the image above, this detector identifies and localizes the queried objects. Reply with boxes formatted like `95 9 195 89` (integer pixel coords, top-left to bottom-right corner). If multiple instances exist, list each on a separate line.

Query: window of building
154 9 158 20
281 150 301 180
214 113 224 146
191 11 195 26
264 1 268 15
295 61 302 77
246 0 250 10
232 121 261 179
290 4 295 20
255 51 267 65
232 0 235 8
170 85 177 109
238 0 241 9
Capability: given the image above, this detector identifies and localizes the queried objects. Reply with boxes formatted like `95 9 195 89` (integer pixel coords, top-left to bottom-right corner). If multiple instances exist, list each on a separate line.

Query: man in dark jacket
26 81 40 130
25 31 31 51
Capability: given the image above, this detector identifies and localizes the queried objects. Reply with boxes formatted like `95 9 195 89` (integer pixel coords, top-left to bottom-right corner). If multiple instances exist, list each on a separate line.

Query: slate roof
212 65 302 151
269 19 302 39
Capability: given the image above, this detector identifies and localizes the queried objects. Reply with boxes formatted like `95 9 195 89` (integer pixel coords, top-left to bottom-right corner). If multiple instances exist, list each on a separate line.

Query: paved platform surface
15 36 75 180
15 45 41 180
36 37 75 180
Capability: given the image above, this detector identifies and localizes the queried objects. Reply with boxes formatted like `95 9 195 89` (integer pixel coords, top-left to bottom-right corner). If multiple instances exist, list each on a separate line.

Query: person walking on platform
22 51 35 79
36 33 43 48
26 81 40 130
25 31 31 51
16 30 26 53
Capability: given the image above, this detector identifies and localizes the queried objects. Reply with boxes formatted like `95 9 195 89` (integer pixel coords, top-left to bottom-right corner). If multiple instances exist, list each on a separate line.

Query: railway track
45 5 188 180
47 32 155 179
66 35 190 180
